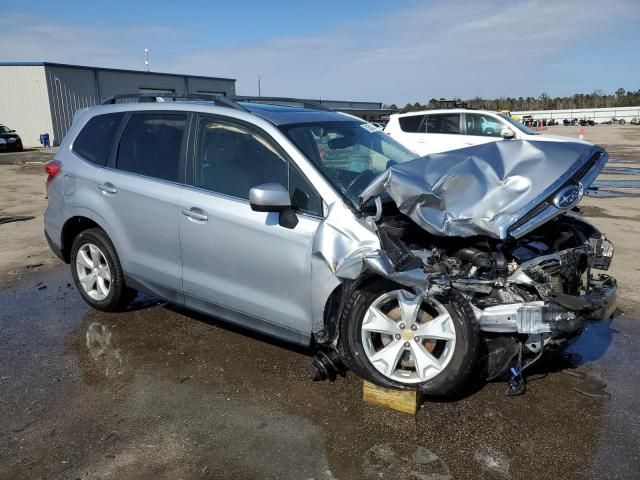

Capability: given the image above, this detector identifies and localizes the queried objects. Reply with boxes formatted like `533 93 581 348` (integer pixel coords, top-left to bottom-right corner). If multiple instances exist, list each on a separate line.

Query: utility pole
257 74 261 97
144 48 150 72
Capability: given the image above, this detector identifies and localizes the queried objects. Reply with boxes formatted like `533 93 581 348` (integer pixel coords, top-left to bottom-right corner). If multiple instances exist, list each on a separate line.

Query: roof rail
100 93 247 111
233 96 332 111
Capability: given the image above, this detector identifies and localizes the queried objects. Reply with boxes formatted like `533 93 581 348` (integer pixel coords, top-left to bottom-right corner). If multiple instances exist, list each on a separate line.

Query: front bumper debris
474 274 617 335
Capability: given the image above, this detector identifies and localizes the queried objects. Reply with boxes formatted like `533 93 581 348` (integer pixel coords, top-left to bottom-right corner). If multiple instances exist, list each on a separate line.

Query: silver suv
45 94 616 396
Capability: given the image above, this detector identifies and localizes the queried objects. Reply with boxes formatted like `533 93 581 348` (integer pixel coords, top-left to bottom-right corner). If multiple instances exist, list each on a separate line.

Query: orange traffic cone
579 127 584 140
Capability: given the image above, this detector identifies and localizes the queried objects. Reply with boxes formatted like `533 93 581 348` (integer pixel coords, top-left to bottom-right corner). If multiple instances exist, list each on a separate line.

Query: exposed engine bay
375 205 615 379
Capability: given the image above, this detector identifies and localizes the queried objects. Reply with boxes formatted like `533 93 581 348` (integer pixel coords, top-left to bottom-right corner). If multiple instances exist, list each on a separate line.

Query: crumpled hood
360 140 607 239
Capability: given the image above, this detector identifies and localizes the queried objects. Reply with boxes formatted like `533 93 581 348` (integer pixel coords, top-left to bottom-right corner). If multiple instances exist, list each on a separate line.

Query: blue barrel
40 133 50 148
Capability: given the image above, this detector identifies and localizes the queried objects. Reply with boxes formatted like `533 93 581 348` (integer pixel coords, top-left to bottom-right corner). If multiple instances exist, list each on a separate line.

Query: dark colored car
0 124 23 151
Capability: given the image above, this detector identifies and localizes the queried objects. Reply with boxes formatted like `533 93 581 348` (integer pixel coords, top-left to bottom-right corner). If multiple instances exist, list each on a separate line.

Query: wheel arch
318 275 395 346
60 216 104 263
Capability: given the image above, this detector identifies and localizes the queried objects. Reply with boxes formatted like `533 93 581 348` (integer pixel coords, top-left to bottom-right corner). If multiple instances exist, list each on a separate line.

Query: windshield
497 113 539 135
0 126 11 134
280 121 417 207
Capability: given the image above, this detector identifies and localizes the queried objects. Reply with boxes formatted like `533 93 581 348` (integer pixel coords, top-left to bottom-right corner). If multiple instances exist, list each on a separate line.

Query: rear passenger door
394 114 428 155
424 113 464 154
92 111 188 299
179 115 323 343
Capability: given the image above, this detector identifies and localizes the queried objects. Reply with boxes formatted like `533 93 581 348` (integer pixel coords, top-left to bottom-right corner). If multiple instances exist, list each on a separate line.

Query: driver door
179 115 324 342
462 113 506 148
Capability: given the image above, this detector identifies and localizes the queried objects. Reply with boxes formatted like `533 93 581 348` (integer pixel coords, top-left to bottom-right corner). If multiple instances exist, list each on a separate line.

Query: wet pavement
2 266 640 480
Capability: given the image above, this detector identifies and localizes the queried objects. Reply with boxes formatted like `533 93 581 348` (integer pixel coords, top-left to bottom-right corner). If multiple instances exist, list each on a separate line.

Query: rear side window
72 113 124 166
398 115 425 133
116 113 186 182
426 114 460 134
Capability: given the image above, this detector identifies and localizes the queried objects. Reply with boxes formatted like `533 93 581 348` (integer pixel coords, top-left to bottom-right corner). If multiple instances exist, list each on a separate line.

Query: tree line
385 88 640 113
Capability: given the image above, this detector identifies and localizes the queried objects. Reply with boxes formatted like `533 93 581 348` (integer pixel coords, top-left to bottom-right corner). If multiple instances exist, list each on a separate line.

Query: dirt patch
0 164 62 285
0 148 56 165
579 205 640 222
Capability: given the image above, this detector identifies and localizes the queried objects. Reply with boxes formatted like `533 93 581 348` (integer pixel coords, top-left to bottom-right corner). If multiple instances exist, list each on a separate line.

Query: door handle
181 207 208 222
98 182 117 195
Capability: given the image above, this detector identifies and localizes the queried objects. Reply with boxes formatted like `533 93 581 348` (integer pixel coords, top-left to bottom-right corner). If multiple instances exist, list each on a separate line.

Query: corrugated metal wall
0 66 54 148
98 70 187 99
52 69 235 144
45 66 100 146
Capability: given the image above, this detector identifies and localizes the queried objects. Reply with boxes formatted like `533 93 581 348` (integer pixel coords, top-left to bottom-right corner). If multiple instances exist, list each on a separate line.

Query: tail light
44 160 62 190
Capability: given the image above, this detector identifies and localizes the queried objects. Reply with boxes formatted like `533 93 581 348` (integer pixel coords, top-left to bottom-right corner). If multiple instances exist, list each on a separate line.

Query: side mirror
501 128 515 139
249 183 298 229
10 129 16 133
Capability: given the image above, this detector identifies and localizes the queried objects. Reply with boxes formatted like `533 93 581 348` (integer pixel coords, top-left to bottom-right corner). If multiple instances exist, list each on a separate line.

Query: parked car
383 109 580 156
0 124 23 151
44 94 616 396
499 110 521 122
631 117 640 125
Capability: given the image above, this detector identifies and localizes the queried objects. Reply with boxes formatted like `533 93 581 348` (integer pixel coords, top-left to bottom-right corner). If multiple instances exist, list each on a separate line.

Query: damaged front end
312 140 616 388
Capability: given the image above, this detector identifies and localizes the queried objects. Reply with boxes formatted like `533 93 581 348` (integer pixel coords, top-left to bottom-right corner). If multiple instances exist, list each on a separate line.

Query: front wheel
70 228 136 311
340 280 479 396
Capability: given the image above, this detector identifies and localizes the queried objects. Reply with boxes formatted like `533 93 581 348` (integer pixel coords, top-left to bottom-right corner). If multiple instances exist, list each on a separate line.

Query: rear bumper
45 229 65 262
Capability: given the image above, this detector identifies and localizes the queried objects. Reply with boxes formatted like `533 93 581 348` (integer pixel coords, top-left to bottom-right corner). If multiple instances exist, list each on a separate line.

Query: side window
72 112 125 166
465 114 503 137
195 117 323 215
194 117 287 200
426 114 460 134
116 113 186 182
398 115 426 133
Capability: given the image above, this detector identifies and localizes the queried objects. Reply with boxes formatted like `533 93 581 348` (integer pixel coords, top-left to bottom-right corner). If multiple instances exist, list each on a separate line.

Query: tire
15 141 23 152
70 228 136 311
339 279 479 396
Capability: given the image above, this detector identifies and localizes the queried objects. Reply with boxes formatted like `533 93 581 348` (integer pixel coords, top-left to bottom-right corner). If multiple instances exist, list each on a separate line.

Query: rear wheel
340 280 479 396
71 228 136 311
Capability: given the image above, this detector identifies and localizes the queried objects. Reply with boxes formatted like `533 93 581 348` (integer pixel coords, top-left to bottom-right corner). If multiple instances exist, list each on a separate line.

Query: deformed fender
310 202 447 342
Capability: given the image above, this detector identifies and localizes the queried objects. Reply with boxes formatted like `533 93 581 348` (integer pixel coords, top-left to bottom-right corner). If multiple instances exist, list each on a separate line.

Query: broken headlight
590 236 614 271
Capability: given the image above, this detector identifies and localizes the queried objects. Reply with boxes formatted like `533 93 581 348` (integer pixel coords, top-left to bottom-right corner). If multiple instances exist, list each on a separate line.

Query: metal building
0 62 236 147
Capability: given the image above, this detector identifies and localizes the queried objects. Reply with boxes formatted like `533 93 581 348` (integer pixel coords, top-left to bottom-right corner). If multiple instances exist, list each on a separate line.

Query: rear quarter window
398 115 425 133
72 113 125 166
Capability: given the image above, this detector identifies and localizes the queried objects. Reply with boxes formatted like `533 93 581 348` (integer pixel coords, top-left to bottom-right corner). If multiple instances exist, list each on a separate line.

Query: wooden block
362 381 423 415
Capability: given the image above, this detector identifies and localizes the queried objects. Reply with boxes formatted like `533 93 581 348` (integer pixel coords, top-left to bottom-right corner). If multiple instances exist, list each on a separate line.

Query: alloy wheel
361 290 457 384
75 243 112 301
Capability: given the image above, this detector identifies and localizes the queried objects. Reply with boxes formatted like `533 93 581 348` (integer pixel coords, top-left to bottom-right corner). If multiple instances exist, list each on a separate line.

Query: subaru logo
553 184 583 210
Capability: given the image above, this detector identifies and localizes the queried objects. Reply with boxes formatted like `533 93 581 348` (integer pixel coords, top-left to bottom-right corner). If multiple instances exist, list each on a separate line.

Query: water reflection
85 322 124 378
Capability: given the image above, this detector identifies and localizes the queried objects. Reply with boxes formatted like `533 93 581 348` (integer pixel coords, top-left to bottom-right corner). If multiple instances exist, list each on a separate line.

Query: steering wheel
346 170 377 194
